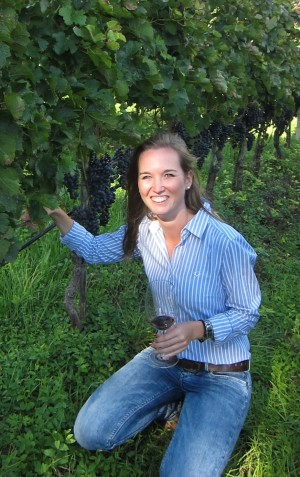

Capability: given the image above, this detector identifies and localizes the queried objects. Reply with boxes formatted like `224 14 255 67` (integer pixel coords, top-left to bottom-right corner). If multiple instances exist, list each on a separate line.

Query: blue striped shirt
61 208 261 364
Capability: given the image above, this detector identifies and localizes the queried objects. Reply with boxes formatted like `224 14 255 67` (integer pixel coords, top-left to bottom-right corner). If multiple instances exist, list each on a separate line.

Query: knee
74 409 115 451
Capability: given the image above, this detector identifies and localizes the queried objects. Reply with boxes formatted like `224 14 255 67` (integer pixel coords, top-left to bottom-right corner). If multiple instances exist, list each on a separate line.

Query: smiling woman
124 132 205 260
44 131 261 477
137 148 194 258
137 148 193 224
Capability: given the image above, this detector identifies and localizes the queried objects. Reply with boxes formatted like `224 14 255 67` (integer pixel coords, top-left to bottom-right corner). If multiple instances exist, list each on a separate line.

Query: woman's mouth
151 196 168 203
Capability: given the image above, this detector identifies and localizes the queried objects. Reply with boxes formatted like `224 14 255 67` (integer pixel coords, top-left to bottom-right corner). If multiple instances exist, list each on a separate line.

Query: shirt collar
185 207 210 239
147 206 210 240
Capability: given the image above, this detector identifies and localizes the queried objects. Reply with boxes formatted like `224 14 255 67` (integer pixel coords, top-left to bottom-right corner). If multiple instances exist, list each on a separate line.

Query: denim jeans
74 348 252 477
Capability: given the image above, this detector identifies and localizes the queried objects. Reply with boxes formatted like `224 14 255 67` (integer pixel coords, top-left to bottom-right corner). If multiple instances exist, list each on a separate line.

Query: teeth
152 196 167 203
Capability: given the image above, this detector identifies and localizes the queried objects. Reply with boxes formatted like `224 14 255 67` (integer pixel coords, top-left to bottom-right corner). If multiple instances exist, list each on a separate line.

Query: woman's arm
44 207 74 236
209 235 261 344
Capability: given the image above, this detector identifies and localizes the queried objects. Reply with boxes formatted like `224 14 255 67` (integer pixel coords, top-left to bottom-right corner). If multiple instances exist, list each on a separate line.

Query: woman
46 132 261 477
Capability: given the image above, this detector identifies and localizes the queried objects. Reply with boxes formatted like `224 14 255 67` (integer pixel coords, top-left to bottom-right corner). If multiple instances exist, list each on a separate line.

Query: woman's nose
152 177 164 192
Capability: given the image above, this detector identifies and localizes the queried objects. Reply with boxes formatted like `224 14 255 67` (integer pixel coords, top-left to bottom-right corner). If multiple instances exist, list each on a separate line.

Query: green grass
0 134 299 476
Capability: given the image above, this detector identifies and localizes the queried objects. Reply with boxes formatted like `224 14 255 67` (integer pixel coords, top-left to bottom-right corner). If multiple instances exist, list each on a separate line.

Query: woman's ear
186 170 193 189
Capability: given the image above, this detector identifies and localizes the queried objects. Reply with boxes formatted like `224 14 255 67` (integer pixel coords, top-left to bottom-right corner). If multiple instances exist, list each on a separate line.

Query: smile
151 196 168 203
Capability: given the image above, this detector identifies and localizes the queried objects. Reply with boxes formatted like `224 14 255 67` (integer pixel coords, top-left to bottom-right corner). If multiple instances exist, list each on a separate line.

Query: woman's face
137 147 193 222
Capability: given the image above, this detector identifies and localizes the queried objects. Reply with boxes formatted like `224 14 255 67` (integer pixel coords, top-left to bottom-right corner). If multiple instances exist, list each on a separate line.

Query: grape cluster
113 147 132 190
72 153 116 234
63 171 79 199
244 106 264 131
273 106 294 135
192 129 212 169
87 153 116 227
174 121 189 143
246 132 255 151
208 122 224 142
208 122 232 149
230 118 247 148
217 124 232 149
72 206 99 235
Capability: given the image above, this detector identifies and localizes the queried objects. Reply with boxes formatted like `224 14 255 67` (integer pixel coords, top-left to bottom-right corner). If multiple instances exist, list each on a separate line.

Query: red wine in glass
150 315 175 330
149 315 179 367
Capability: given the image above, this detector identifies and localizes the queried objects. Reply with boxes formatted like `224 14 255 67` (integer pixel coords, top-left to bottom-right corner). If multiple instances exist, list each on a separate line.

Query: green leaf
160 64 175 89
0 192 20 212
168 85 189 111
59 6 86 26
211 70 228 94
0 7 18 42
13 23 30 48
40 0 49 14
115 79 129 98
85 24 105 44
43 448 56 457
176 59 191 77
37 37 49 52
133 19 154 42
87 49 112 68
142 57 159 76
0 133 17 166
4 92 25 120
0 167 20 195
72 10 87 26
0 213 9 233
3 238 20 263
0 237 10 262
107 39 121 51
266 16 278 31
9 62 36 82
0 41 11 69
52 32 69 55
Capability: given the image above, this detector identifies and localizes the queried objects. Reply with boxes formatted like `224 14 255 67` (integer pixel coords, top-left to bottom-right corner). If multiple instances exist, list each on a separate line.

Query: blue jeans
74 348 252 477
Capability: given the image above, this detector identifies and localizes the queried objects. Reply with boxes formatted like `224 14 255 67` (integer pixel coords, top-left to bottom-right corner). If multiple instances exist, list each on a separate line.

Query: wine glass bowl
150 315 175 331
144 281 179 368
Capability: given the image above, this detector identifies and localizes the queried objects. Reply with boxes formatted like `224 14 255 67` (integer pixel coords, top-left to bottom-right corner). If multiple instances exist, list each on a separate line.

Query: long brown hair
123 132 208 258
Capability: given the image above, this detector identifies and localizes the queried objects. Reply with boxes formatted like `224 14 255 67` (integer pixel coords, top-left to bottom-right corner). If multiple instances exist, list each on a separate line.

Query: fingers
152 322 195 356
152 332 188 357
43 207 53 215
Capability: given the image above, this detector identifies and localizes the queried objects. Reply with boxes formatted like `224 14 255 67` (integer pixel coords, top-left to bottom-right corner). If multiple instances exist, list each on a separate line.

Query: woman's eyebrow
139 169 178 175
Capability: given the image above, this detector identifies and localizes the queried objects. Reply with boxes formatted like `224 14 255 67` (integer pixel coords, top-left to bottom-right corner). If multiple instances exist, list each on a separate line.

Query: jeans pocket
211 370 251 390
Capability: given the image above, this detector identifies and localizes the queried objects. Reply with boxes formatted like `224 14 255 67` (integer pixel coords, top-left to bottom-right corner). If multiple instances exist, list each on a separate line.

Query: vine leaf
0 42 11 68
0 167 20 195
4 92 25 120
59 6 87 26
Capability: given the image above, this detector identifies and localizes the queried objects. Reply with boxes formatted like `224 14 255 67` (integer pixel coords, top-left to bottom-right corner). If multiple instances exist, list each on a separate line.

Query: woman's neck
158 208 194 241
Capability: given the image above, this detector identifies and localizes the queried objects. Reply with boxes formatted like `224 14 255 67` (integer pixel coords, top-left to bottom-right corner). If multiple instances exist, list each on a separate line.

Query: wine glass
144 281 179 368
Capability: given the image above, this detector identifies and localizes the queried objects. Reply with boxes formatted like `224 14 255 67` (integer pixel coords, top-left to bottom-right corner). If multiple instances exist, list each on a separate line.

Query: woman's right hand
44 207 73 236
44 207 53 215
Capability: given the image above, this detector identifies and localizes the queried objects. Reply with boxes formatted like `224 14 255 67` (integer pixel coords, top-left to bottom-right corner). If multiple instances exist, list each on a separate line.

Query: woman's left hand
151 321 204 358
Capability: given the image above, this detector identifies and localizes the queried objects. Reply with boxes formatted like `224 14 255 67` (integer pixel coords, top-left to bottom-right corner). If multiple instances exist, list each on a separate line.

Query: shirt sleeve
209 234 261 344
60 221 128 265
